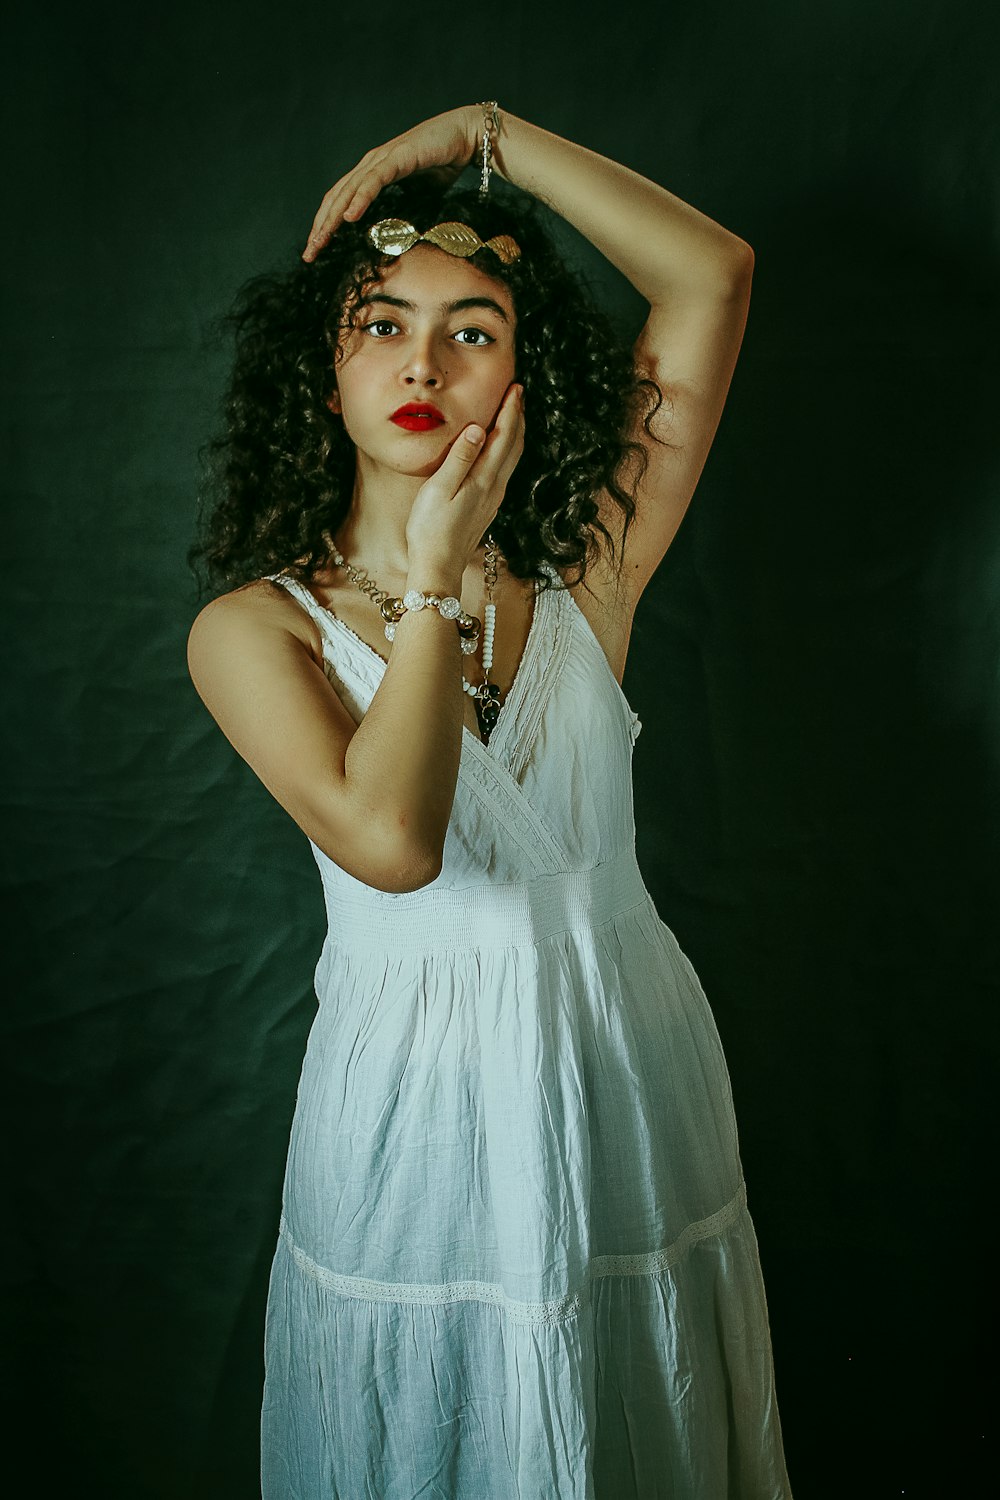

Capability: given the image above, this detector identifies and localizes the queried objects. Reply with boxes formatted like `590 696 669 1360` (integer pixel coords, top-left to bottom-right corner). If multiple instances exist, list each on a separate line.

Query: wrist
461 103 484 166
465 100 517 187
405 556 465 597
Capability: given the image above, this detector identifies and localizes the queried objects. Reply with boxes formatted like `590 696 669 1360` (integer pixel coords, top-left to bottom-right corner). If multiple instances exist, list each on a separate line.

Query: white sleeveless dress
260 566 793 1500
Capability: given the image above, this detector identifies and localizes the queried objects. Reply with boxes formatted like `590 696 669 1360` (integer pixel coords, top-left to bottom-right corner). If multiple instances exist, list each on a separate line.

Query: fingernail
465 425 485 444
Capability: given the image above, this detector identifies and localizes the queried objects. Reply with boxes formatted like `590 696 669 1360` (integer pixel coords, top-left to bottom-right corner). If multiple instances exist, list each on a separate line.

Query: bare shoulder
188 577 323 673
554 546 637 687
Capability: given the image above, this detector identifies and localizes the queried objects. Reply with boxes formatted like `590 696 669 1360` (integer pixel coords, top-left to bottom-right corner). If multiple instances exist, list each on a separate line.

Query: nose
400 330 446 388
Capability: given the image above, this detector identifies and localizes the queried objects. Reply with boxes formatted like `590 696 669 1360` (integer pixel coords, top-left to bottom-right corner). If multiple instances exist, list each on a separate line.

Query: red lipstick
390 403 445 431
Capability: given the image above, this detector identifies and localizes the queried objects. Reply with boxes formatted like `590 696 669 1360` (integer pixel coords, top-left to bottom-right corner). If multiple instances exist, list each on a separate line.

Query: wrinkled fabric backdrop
3 1 996 1495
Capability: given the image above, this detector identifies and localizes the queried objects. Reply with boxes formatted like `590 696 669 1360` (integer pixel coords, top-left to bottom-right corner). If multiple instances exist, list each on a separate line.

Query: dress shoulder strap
264 573 387 700
265 573 332 627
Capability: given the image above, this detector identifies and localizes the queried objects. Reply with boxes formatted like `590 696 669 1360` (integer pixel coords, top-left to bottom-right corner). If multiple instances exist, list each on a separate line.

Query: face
328 244 518 479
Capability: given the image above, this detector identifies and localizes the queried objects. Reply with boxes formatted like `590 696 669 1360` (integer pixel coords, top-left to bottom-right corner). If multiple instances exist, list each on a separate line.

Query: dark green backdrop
4 1 997 1495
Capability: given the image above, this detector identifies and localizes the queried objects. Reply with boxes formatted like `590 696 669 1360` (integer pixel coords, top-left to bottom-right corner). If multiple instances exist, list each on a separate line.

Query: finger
304 139 428 258
304 142 421 257
479 382 522 436
500 381 525 418
482 384 525 454
340 153 415 220
310 146 385 222
492 412 526 489
302 159 380 259
474 390 525 486
422 425 488 501
302 188 376 260
303 175 366 259
498 396 526 462
323 165 383 227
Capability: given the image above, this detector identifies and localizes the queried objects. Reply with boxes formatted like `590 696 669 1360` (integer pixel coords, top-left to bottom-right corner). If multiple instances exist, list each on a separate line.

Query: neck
332 454 439 579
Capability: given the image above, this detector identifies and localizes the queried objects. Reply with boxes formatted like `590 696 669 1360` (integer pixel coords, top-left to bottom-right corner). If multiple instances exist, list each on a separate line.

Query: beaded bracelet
381 589 482 656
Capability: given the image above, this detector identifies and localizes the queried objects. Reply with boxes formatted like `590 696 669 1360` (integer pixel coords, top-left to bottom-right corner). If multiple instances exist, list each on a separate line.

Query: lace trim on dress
457 740 567 876
278 1182 748 1327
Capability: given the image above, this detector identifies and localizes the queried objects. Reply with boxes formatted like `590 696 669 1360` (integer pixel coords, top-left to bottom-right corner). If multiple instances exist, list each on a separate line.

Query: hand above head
405 382 525 574
302 106 485 263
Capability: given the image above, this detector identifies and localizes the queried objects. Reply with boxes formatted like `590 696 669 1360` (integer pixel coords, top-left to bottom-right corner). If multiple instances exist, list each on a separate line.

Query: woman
189 102 793 1499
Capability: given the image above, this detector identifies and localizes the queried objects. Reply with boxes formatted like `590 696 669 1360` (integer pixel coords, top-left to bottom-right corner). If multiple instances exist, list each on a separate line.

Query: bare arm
485 114 756 602
188 557 467 893
489 111 752 299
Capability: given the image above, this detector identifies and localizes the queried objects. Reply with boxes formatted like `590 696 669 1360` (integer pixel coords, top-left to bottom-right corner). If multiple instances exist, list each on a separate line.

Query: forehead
364 243 515 318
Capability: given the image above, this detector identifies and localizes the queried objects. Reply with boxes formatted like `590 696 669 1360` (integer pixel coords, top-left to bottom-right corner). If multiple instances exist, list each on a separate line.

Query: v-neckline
312 576 546 757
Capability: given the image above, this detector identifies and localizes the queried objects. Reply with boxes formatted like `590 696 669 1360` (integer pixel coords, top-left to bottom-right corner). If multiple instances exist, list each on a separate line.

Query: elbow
381 838 442 894
690 242 753 305
727 241 755 289
372 813 443 893
403 853 444 893
311 820 442 895
358 864 441 896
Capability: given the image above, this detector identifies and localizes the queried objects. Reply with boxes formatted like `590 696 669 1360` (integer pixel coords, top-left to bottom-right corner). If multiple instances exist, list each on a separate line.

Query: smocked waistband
317 848 651 952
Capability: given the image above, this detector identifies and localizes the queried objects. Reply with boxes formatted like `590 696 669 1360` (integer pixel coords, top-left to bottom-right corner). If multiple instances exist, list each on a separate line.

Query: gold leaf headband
368 218 521 265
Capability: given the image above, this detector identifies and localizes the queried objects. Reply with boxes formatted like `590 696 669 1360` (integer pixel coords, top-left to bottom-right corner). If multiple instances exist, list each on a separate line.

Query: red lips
391 403 445 431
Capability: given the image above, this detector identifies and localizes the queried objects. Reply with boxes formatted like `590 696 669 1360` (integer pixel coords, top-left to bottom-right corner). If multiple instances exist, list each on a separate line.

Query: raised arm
489 111 752 299
486 111 754 605
305 105 755 608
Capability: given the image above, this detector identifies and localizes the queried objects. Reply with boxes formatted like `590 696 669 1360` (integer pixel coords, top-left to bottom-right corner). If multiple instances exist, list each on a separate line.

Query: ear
326 388 342 415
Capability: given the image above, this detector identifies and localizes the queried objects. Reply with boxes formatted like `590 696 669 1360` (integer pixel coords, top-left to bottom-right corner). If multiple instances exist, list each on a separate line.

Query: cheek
328 339 369 413
327 362 367 419
487 363 517 411
500 348 518 392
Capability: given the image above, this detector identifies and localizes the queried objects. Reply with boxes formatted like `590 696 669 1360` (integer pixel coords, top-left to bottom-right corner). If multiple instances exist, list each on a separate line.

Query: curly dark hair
190 173 670 596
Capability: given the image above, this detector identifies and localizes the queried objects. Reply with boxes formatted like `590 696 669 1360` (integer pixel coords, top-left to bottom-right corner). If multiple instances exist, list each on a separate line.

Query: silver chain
477 100 500 198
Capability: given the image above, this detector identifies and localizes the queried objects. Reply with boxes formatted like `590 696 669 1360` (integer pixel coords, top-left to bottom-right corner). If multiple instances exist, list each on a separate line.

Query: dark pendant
475 681 502 744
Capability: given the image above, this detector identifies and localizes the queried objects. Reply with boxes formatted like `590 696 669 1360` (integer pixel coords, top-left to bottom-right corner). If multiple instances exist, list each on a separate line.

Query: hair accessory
368 218 521 265
477 100 500 198
321 530 506 746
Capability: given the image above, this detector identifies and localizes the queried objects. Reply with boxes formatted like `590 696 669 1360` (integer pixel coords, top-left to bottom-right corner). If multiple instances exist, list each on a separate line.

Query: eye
363 319 400 338
452 327 494 347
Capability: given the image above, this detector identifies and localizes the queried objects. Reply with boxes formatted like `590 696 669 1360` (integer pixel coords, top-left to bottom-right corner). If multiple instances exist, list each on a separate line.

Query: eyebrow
358 293 510 324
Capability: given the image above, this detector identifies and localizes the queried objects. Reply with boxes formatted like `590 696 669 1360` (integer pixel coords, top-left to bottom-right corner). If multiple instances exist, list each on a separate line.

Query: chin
386 439 453 478
350 430 455 481
385 453 447 480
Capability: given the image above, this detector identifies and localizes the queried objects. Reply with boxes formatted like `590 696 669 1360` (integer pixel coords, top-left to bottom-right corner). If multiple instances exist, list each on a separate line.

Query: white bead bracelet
382 589 480 655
